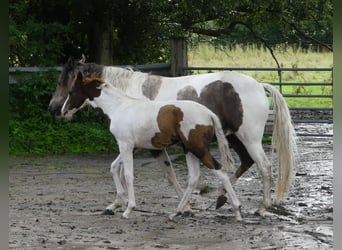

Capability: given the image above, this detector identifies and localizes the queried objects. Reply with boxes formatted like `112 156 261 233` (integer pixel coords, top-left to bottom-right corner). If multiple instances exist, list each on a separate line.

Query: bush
9 71 118 155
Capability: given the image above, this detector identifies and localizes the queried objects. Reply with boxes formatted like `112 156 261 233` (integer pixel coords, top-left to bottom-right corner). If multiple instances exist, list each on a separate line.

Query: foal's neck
93 84 140 116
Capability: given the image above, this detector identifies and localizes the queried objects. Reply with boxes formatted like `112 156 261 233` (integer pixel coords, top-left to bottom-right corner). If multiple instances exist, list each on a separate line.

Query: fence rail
9 65 333 137
184 66 333 137
9 63 171 84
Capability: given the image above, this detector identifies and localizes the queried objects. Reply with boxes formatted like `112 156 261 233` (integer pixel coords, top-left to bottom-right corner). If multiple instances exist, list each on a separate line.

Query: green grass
188 44 333 108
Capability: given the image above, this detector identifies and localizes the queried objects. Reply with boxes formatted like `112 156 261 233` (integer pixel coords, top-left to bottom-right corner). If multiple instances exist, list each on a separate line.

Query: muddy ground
9 124 333 249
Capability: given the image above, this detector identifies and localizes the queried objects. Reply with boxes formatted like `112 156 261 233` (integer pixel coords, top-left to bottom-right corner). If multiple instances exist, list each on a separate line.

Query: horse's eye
68 91 72 96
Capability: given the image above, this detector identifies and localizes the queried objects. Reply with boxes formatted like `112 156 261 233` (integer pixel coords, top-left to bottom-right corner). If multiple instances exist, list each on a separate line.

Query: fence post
170 37 188 76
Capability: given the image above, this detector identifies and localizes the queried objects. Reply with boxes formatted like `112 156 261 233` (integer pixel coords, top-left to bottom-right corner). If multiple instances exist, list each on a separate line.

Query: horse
48 57 297 215
61 72 242 221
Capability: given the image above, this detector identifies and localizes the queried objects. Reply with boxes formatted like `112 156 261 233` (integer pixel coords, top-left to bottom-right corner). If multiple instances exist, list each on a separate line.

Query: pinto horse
61 72 242 220
49 58 297 215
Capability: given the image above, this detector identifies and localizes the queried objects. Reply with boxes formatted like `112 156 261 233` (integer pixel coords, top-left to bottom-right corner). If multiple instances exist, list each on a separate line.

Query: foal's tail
262 83 297 204
211 113 234 171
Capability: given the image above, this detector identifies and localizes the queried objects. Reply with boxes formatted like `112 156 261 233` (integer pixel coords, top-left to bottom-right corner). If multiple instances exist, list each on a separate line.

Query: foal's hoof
101 209 115 215
234 206 243 222
216 195 228 209
254 206 267 217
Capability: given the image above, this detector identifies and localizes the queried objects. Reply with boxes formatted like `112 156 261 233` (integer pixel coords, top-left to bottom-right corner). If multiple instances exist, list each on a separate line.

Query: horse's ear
65 56 77 69
77 54 86 65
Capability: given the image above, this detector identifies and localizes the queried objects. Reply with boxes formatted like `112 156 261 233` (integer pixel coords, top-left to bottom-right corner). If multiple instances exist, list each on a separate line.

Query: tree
9 0 332 67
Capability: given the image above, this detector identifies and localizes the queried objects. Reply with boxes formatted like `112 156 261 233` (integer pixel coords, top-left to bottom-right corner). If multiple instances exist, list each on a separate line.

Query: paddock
9 123 332 249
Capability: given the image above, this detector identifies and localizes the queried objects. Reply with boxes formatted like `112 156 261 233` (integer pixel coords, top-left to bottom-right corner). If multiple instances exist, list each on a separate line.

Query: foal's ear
74 71 84 86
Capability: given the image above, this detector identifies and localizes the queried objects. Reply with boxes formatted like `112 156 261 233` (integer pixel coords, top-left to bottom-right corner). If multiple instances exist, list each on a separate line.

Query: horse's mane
102 66 147 91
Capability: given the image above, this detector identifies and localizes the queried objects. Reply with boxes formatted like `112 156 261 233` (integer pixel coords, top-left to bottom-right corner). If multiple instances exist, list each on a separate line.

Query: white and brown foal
61 72 242 220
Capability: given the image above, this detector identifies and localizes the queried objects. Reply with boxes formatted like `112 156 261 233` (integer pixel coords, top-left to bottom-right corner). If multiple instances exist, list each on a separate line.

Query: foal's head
61 72 104 119
48 57 104 116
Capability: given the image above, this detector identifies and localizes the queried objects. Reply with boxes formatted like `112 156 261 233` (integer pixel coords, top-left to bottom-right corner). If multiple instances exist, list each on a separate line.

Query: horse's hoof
101 209 115 215
182 210 194 218
216 195 228 209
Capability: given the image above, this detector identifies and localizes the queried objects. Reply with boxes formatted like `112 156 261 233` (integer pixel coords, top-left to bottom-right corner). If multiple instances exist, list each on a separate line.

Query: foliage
9 72 118 155
9 0 333 67
9 1 73 66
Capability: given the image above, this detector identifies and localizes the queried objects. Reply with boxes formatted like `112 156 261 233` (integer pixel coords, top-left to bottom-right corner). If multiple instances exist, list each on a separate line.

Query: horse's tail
262 83 297 204
211 113 234 172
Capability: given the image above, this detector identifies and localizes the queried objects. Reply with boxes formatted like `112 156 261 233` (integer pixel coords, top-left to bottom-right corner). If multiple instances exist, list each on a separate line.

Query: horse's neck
102 66 147 96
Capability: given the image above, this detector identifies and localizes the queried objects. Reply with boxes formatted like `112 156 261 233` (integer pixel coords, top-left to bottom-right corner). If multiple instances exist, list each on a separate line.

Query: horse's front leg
103 154 127 214
118 143 136 219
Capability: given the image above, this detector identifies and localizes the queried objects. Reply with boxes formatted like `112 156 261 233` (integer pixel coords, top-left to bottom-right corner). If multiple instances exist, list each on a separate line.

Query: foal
61 72 242 220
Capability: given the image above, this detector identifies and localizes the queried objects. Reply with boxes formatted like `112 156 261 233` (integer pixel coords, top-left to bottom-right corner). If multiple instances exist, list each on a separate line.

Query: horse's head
48 57 85 116
61 72 103 119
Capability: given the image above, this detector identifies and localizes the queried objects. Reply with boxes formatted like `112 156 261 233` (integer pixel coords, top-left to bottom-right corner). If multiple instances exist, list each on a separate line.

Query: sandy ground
9 125 333 249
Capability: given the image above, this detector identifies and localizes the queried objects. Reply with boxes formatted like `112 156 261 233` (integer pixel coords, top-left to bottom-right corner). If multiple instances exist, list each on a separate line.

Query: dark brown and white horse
61 72 242 220
49 58 297 215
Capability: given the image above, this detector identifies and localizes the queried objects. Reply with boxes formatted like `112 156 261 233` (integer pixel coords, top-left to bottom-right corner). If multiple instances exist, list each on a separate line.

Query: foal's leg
212 169 242 221
151 149 185 199
103 154 127 214
118 143 136 218
169 152 200 220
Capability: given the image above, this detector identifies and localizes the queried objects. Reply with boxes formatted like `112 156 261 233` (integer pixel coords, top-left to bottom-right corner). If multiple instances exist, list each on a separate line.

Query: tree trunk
170 37 188 76
88 19 113 65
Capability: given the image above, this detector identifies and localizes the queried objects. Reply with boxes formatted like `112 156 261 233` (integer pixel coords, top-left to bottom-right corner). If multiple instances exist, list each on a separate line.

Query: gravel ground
9 124 333 249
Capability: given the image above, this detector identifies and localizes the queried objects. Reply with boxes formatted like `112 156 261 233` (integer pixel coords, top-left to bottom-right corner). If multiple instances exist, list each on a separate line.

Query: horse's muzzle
48 104 62 116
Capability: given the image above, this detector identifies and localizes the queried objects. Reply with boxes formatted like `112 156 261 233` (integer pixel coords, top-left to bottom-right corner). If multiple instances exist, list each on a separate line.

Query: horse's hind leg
169 152 200 220
243 141 272 214
227 134 255 183
215 135 254 209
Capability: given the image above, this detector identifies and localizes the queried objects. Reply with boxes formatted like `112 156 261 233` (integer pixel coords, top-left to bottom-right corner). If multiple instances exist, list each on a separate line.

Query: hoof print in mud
101 209 115 215
216 195 228 209
268 205 291 216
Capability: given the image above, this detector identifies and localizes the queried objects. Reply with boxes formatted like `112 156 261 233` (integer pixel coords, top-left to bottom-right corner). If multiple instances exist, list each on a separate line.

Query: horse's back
158 72 269 134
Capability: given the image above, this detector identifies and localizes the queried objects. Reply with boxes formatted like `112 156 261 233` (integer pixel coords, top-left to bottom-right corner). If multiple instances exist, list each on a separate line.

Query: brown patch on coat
142 75 162 100
176 80 243 133
199 80 243 132
151 105 184 148
176 86 199 101
151 105 220 170
184 125 221 170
